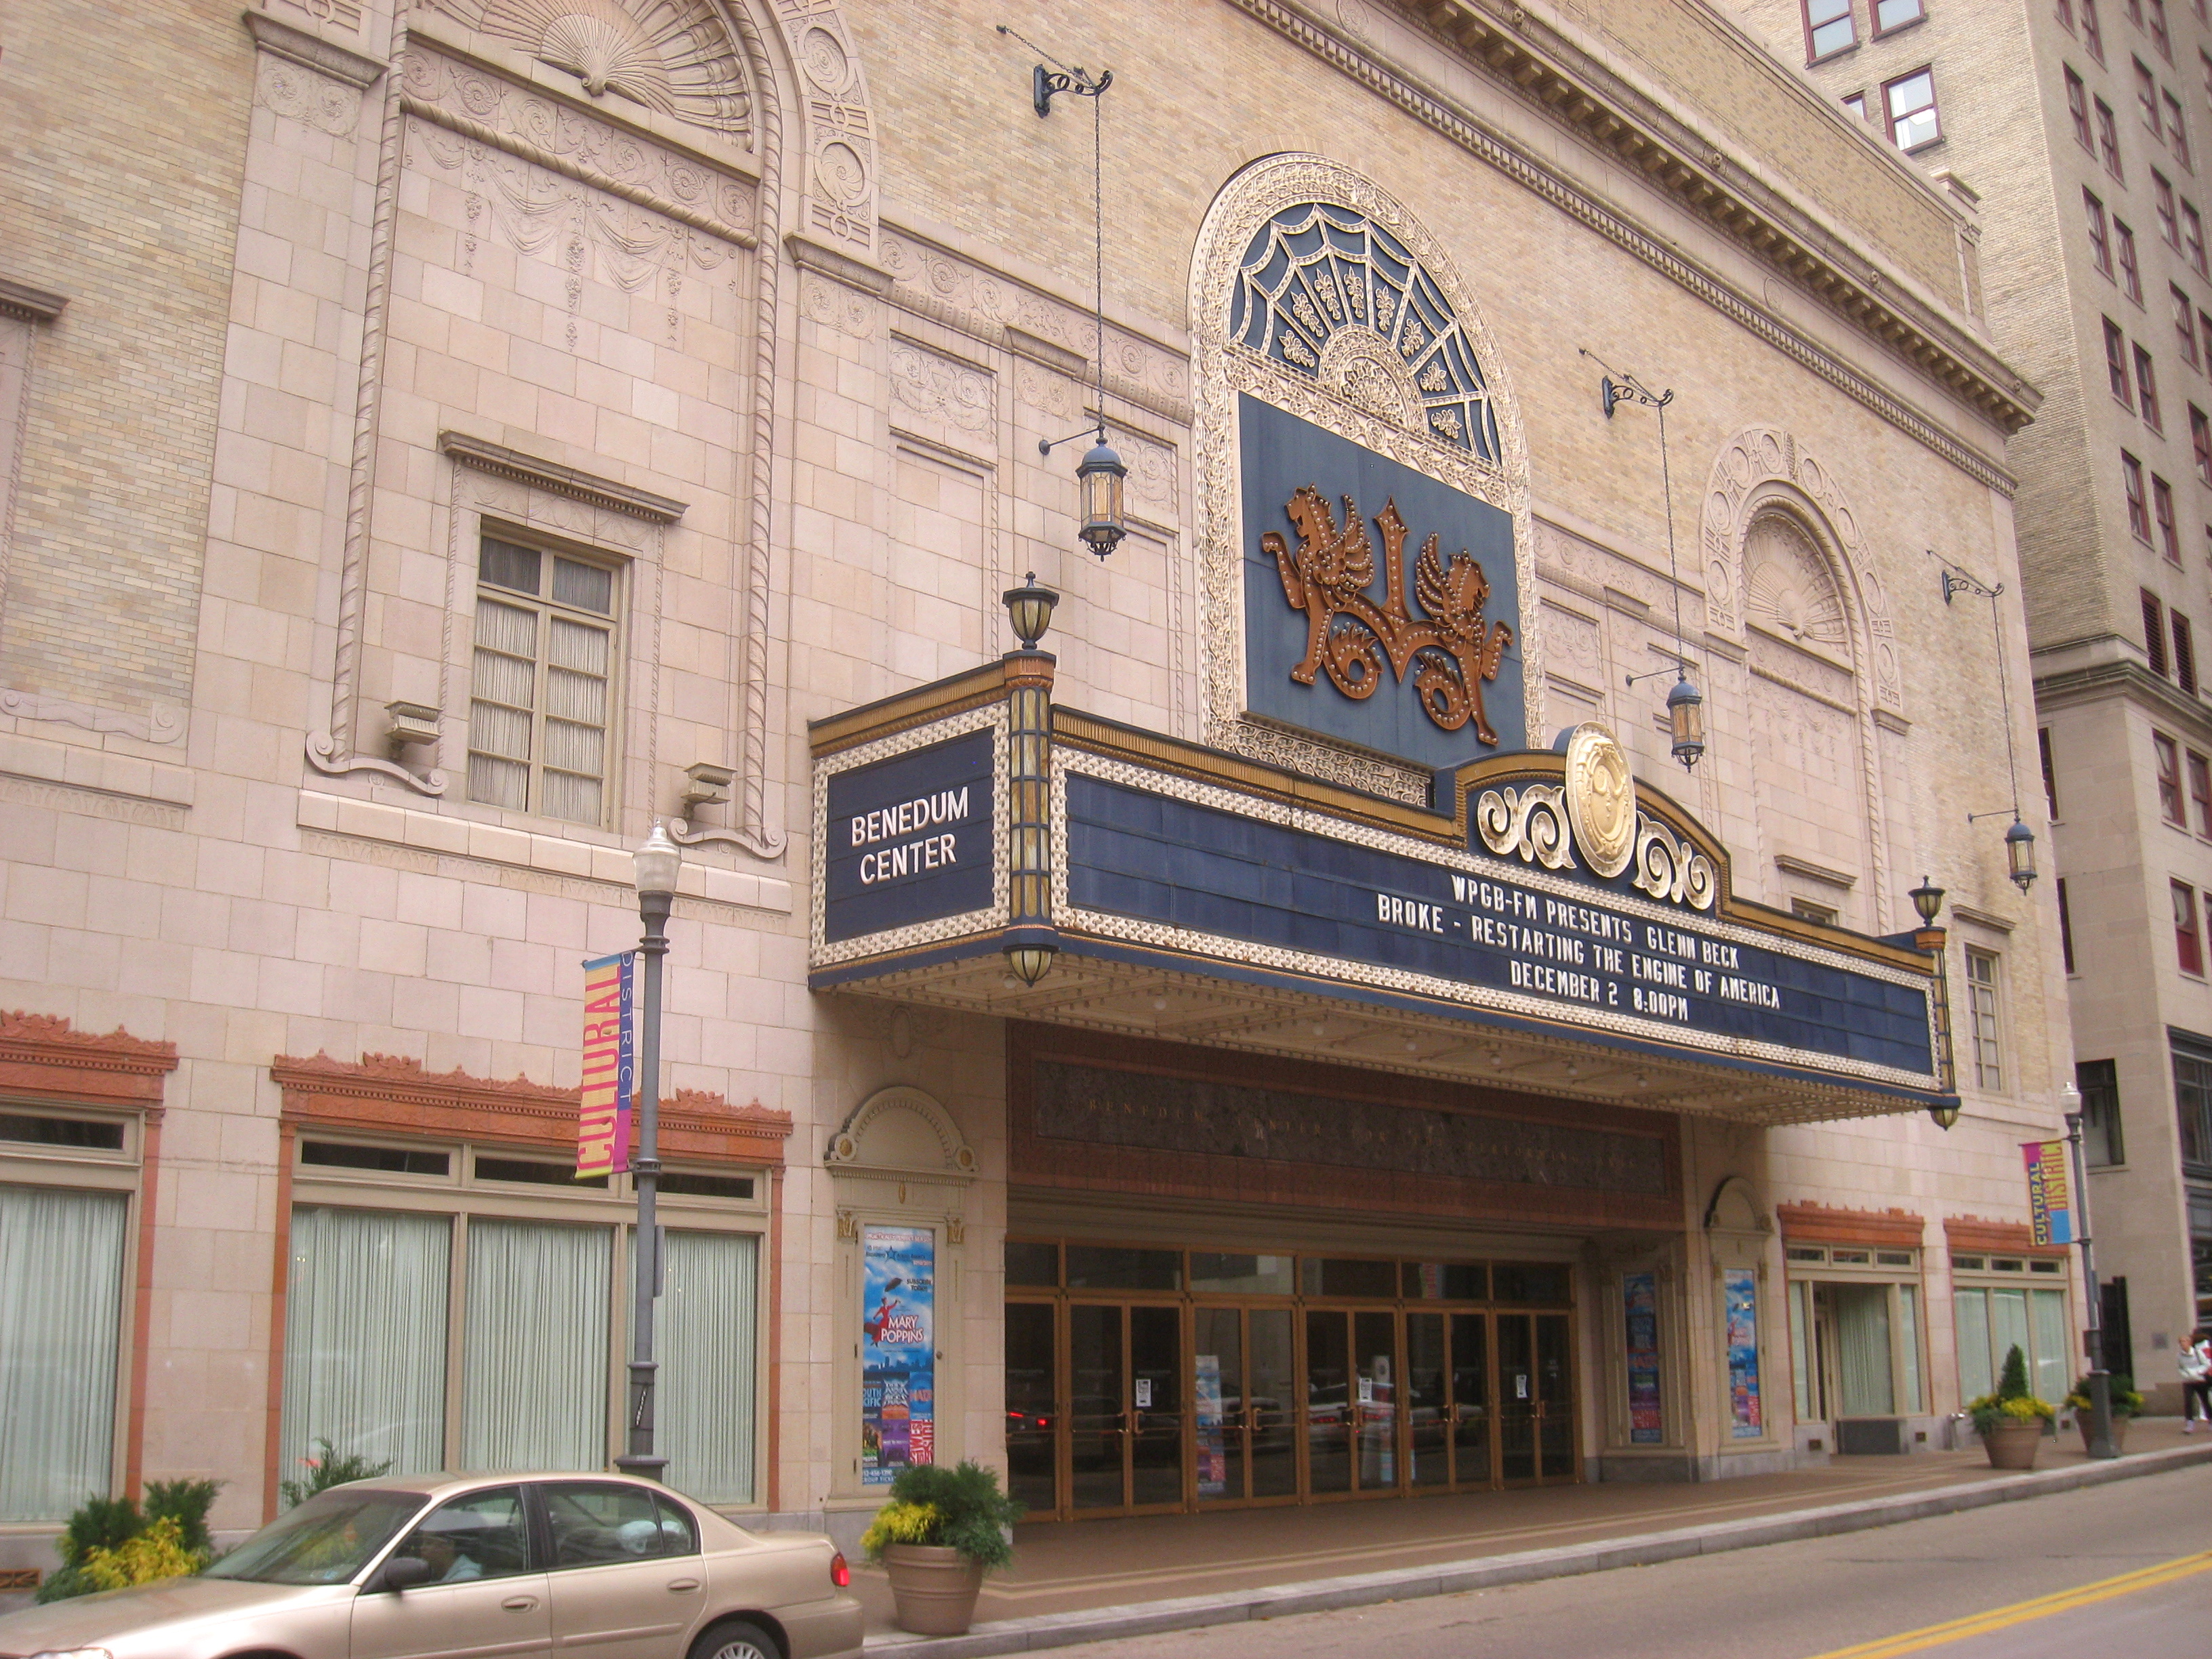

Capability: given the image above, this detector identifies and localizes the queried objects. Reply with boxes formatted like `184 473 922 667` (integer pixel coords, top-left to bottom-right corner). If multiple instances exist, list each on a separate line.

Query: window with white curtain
281 1138 766 1504
0 1185 128 1520
281 1206 450 1481
468 535 620 826
462 1218 612 1471
1954 1273 2074 1402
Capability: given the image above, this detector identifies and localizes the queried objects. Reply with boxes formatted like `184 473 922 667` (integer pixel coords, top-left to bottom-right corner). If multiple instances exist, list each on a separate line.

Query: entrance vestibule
1005 1241 1578 1520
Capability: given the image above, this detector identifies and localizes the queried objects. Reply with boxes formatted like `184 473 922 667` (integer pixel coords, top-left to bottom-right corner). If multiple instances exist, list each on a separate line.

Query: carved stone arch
825 1085 978 1178
1700 427 1895 927
1704 1173 1771 1235
1187 153 1538 804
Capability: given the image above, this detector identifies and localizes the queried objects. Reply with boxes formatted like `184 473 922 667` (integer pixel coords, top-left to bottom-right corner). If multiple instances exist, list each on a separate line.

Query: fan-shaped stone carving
1742 513 1849 659
430 0 754 142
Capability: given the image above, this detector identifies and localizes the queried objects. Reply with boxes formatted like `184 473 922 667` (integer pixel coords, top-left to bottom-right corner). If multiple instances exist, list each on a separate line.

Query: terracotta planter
1981 1418 2045 1469
2076 1414 2131 1454
881 1542 986 1637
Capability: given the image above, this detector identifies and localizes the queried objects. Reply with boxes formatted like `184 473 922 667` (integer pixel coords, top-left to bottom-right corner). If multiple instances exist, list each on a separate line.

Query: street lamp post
2062 1083 2116 1460
615 821 680 1480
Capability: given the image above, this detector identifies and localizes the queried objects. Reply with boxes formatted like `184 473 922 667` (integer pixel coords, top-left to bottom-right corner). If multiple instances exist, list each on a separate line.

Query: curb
864 1441 2212 1656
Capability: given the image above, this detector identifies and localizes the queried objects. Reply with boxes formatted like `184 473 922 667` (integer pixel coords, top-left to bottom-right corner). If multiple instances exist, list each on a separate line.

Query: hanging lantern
2005 816 2037 893
1004 943 1057 985
1928 1101 1961 1130
1666 675 1705 770
1076 437 1128 557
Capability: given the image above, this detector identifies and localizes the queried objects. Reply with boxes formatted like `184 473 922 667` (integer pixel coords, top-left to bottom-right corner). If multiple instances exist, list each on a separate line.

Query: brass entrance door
1068 1303 1184 1515
1406 1310 1494 1488
1192 1306 1298 1506
1496 1311 1576 1483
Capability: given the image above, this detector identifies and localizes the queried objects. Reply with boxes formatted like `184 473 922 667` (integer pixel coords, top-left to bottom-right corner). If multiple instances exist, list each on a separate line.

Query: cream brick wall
0 0 2074 1542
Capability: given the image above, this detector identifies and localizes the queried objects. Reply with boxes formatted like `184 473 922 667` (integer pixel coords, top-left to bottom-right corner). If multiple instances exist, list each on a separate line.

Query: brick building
0 0 2072 1565
1732 0 2212 1412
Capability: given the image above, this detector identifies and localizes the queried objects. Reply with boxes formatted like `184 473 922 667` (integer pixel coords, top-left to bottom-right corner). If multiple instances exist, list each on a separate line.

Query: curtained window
0 1185 128 1520
281 1206 449 1481
659 1230 760 1504
462 1219 612 1472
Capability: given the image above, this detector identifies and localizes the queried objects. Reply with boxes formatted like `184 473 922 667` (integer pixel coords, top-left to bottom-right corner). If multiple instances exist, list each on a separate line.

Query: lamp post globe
632 820 682 899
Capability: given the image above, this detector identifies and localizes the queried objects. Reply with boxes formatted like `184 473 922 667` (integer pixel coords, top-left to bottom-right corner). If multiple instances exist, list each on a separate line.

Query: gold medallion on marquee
1562 721 1635 880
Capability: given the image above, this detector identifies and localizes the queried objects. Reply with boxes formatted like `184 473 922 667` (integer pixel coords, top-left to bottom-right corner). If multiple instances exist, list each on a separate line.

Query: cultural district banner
2022 1139 2076 1246
861 1225 936 1486
577 952 634 1178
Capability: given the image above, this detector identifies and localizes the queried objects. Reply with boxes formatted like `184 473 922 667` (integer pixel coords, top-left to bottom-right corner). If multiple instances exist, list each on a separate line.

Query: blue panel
1065 774 1932 1078
824 731 994 943
1240 394 1525 766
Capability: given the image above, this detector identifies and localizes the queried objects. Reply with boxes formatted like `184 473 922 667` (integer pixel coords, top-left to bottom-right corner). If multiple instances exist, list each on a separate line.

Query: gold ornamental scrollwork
1562 722 1635 879
1475 785 1576 870
1632 814 1717 911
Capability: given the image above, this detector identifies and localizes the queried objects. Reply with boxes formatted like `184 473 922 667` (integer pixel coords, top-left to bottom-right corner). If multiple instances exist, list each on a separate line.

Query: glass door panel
1248 1309 1298 1499
1130 1305 1183 1509
1450 1313 1492 1488
1305 1310 1352 1494
1005 1300 1059 1516
1193 1307 1243 1504
1069 1304 1125 1511
1497 1313 1536 1481
1406 1312 1448 1489
1355 1310 1397 1492
1535 1313 1574 1480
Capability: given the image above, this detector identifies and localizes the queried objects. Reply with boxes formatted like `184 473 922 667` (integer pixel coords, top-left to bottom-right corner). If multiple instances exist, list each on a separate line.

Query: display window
1783 1244 1927 1451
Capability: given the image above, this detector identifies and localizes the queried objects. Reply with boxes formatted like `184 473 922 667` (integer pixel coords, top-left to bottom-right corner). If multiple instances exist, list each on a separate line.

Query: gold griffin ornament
1263 484 1514 744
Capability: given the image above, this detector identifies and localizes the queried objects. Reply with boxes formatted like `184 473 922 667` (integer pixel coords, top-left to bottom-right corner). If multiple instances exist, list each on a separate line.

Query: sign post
2051 1107 2116 1460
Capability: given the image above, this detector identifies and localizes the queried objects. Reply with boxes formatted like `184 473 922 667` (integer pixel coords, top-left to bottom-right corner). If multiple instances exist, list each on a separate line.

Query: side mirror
379 1555 432 1593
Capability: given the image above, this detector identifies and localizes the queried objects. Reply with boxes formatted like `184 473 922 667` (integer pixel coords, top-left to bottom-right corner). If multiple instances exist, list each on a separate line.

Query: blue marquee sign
823 730 994 943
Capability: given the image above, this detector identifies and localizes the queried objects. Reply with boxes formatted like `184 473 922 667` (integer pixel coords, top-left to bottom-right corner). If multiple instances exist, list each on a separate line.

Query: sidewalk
859 1417 2212 1656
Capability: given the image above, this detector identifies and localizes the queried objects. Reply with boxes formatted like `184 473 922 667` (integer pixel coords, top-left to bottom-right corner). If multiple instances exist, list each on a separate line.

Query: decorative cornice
1777 1200 1925 1248
1775 853 1857 890
2034 650 2211 734
0 1010 178 1109
243 9 385 88
1231 0 2026 493
272 1052 794 1162
438 433 687 523
0 278 67 324
785 232 891 295
1950 904 2017 935
1944 1214 2068 1259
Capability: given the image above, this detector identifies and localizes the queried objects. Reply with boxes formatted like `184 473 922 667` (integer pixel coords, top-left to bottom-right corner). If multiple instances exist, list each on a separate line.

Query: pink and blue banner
2022 1139 2076 1246
577 952 634 1178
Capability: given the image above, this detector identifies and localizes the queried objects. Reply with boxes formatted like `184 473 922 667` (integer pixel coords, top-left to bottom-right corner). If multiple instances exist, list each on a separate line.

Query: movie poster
1723 1267 1763 1439
1624 1271 1662 1445
1194 1354 1227 1498
861 1225 935 1486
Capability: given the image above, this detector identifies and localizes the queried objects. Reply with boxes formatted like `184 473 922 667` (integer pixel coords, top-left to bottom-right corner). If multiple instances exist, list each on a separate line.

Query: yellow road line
1801 1549 2212 1659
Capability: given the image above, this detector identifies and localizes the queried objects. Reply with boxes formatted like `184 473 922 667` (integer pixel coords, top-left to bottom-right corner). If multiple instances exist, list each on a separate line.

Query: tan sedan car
0 1471 863 1659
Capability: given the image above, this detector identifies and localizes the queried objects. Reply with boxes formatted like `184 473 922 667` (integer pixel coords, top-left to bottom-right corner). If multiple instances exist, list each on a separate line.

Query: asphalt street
1029 1463 2212 1659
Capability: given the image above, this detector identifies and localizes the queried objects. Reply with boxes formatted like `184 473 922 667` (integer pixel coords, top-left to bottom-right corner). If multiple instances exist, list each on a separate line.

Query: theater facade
0 0 2076 1563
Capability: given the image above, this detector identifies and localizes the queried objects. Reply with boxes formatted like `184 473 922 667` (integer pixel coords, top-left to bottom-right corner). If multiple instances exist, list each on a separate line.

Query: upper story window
468 535 619 827
2175 1034 2212 1172
2147 593 2173 679
2193 403 2212 479
2152 0 2175 59
2175 287 2200 363
2192 747 2212 827
1964 947 2005 1092
2137 342 2165 426
2088 189 2115 273
2041 725 2061 820
2059 875 2077 972
1805 0 1858 60
2060 0 2078 34
2070 68 2095 149
1885 67 1942 149
2167 89 2194 168
2125 451 2154 539
2100 97 2127 176
2140 58 2164 131
2085 0 2107 62
2177 609 2200 687
2118 216 2145 299
1875 0 1926 28
2157 171 2180 242
2201 46 2212 106
2185 199 2210 271
1843 90 1868 120
2156 727 2184 814
2107 318 2135 402
2177 880 2205 974
2078 1059 2124 1166
2156 471 2183 557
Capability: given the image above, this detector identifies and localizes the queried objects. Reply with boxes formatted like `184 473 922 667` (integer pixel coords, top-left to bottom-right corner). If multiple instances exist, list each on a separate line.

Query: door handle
502 1595 537 1611
668 1578 701 1592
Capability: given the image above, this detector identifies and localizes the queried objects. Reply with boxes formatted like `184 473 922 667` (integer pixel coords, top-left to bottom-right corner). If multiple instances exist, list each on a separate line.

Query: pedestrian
2182 1329 2212 1431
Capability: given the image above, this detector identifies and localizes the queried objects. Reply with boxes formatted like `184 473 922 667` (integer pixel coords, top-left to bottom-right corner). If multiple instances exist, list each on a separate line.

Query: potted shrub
859 1460 1023 1637
1967 1345 2057 1469
2063 1373 2144 1453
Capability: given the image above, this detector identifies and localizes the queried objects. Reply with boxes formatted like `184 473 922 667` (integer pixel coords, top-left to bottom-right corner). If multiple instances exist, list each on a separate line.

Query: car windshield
203 1488 429 1585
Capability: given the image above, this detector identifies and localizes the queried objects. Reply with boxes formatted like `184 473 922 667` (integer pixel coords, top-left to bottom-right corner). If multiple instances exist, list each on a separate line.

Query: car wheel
688 1618 782 1659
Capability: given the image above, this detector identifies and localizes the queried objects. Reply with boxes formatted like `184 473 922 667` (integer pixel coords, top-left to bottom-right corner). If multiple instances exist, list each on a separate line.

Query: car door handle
668 1578 701 1592
502 1595 538 1611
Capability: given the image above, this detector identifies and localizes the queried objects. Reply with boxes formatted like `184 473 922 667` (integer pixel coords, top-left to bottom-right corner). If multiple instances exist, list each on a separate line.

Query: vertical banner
2022 1139 2076 1246
577 952 634 1178
1624 1271 1662 1445
1194 1354 1227 1498
1723 1268 1763 1439
861 1225 936 1486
